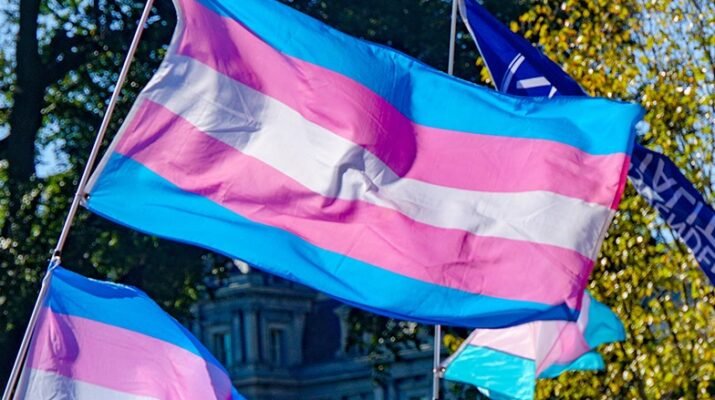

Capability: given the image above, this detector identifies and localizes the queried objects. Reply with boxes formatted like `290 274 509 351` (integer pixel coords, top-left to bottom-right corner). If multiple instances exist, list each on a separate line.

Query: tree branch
6 0 43 187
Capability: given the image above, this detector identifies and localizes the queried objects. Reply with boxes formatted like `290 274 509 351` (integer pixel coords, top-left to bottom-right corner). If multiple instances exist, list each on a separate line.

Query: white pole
432 2 459 399
1 1 156 398
448 0 458 76
1 264 56 400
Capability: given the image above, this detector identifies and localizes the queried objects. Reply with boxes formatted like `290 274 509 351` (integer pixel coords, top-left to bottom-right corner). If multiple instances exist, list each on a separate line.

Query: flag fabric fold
442 292 625 400
459 0 715 285
14 265 243 400
84 0 642 327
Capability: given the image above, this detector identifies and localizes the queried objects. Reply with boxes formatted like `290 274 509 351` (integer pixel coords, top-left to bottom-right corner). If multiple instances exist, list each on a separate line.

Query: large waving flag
459 0 715 285
15 266 243 400
84 0 643 328
442 292 625 400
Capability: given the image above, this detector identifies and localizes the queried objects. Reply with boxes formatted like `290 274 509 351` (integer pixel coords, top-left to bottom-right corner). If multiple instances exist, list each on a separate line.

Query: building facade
190 266 456 400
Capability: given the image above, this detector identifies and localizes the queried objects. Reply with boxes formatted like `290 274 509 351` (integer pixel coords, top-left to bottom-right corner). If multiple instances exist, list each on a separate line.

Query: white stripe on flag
138 55 613 258
15 369 158 400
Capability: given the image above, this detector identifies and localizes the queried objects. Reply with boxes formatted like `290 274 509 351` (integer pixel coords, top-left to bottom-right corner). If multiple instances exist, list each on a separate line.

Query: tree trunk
3 0 44 235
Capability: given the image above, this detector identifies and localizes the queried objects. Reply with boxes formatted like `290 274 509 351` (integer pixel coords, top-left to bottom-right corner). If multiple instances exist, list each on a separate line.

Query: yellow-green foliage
516 1 715 398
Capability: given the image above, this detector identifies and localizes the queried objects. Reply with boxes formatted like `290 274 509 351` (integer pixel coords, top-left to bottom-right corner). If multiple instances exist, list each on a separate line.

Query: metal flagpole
432 1 459 399
1 0 155 398
52 0 156 261
1 263 56 400
447 0 459 78
431 323 443 400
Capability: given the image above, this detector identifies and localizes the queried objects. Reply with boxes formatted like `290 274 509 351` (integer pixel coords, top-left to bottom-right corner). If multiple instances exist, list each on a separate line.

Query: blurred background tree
1 0 714 398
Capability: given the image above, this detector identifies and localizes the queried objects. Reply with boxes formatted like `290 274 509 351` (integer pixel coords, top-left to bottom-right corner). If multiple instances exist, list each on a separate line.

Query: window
213 331 233 367
268 328 287 366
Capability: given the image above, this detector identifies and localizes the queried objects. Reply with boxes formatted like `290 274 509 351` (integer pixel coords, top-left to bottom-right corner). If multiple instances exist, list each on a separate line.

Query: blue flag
629 146 715 283
457 0 585 97
459 0 715 285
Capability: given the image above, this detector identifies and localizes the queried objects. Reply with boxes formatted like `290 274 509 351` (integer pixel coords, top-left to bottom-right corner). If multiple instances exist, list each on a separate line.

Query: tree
0 0 209 384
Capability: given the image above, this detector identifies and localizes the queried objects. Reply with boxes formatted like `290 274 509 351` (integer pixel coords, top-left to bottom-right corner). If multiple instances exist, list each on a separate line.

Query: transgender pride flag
14 266 243 400
84 0 643 327
442 292 625 400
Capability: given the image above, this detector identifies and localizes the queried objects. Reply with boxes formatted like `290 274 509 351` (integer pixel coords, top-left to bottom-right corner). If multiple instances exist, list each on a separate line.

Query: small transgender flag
14 266 243 400
442 292 625 400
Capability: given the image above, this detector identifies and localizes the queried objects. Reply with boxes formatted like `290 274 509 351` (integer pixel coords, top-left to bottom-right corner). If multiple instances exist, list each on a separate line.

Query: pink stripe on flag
535 295 592 373
467 323 539 360
174 0 627 208
115 99 591 307
26 308 235 400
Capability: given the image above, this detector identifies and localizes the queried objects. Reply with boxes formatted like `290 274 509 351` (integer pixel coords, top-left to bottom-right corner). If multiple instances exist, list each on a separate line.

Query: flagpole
432 324 443 400
1 1 155 398
432 1 459 399
1 264 55 400
448 0 458 77
52 0 156 261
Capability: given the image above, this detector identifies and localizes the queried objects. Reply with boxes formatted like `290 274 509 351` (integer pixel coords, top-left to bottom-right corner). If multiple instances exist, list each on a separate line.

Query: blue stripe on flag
539 351 604 379
46 266 228 370
582 293 626 349
443 345 536 400
86 153 578 328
